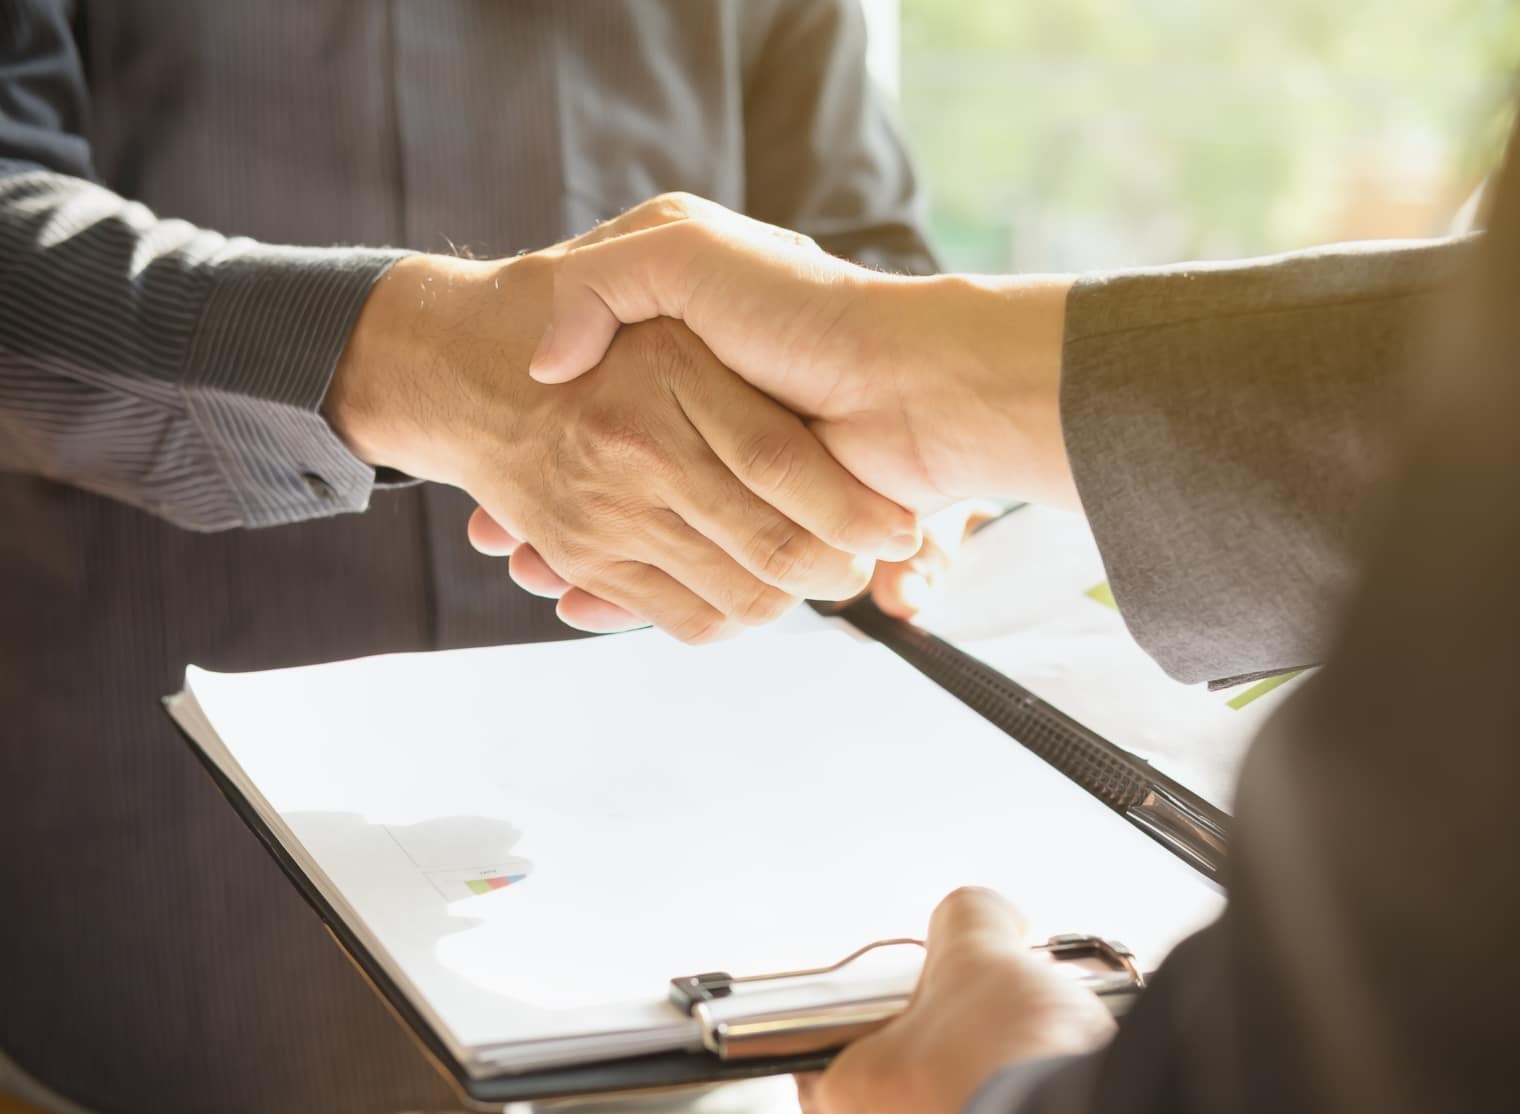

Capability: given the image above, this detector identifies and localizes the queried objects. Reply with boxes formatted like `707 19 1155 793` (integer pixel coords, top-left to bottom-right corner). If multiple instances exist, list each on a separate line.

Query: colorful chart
464 874 527 896
421 864 533 903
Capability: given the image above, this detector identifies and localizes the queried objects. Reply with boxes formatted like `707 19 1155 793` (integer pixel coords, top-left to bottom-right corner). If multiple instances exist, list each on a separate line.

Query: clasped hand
462 191 1074 630
326 226 922 642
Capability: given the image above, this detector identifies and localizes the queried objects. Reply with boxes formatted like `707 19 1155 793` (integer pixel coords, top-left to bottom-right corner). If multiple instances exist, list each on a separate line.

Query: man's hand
325 253 920 641
528 194 1080 514
869 502 1002 620
797 888 1116 1114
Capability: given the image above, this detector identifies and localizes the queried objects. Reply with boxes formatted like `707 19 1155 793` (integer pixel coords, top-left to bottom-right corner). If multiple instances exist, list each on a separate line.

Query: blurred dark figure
0 2 933 1110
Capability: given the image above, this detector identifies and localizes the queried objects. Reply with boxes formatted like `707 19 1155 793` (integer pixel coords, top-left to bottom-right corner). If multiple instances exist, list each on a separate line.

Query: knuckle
586 409 666 470
582 485 652 530
734 581 797 627
545 536 596 582
621 317 711 400
826 497 882 549
599 557 650 593
622 316 694 375
749 519 818 588
662 190 704 213
671 606 728 646
734 428 805 496
636 191 700 229
581 486 625 520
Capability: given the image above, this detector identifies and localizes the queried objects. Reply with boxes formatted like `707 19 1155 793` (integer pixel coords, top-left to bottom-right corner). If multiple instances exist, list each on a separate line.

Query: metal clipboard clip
670 933 1147 1061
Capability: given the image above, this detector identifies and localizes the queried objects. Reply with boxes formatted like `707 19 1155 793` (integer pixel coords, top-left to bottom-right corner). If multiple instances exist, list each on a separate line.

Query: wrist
326 254 457 475
869 272 1076 507
326 253 543 484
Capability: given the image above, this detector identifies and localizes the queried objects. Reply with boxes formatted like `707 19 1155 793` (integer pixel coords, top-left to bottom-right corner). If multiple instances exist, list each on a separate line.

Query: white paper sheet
171 610 1223 1076
916 505 1308 809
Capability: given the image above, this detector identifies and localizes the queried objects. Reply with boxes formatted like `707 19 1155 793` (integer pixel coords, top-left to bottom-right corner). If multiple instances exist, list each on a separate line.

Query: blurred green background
889 0 1520 272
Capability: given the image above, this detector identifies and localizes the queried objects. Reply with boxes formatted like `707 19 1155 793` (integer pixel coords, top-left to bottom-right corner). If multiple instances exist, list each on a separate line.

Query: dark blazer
966 133 1518 1114
0 2 935 1110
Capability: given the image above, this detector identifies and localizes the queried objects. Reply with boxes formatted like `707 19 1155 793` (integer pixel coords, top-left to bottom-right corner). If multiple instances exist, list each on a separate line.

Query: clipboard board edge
164 704 833 1106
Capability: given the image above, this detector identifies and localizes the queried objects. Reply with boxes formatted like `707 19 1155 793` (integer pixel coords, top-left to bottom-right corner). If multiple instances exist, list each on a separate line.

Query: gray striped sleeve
0 163 408 529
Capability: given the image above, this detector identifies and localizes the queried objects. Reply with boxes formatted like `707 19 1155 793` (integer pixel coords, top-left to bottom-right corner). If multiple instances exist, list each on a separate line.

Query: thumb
527 282 622 384
529 222 709 383
926 887 1030 969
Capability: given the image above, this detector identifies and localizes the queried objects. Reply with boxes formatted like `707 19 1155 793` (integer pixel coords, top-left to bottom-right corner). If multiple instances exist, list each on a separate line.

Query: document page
919 506 1308 809
171 611 1223 1075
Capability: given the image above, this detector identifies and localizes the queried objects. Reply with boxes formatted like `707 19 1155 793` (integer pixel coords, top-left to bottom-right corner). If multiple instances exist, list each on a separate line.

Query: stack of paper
168 612 1223 1078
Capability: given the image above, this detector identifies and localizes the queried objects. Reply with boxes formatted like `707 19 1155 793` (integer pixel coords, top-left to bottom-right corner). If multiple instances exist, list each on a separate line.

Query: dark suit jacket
966 129 1518 1114
0 3 935 1110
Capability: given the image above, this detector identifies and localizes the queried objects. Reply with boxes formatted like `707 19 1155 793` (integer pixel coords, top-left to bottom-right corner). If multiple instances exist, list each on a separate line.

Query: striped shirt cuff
181 241 410 528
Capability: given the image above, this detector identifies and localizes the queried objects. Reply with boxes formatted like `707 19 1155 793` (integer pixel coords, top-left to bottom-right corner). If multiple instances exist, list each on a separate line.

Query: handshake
327 195 1077 641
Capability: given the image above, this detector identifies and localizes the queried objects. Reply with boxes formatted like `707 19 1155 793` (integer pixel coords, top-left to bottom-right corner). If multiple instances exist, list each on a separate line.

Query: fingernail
880 530 920 563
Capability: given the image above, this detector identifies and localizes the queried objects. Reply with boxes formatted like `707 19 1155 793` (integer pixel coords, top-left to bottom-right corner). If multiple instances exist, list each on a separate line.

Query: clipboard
837 599 1230 886
178 731 829 1106
168 598 1226 1109
670 933 1146 1062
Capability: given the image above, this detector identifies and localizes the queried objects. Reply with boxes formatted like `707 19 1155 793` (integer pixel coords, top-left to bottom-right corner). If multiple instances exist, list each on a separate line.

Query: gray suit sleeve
740 0 938 275
1059 237 1477 683
0 0 407 530
962 149 1520 1111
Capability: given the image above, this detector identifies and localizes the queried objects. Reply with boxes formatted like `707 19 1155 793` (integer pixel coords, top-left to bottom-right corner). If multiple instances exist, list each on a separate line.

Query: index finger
677 356 921 563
